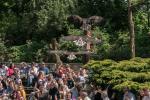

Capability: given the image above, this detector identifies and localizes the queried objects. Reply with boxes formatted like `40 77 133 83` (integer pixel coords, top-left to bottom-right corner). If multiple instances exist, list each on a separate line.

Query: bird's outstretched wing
88 16 104 25
67 15 83 28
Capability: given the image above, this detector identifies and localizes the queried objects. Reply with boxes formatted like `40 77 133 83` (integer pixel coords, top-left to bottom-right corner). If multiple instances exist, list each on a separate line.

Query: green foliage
85 57 150 92
134 11 150 57
0 42 7 62
7 41 49 62
0 0 150 62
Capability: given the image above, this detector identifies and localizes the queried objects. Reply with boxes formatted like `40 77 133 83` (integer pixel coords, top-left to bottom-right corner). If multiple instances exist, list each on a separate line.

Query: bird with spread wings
67 15 104 31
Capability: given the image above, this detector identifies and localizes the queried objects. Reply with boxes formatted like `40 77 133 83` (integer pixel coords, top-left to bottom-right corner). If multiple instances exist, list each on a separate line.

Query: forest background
0 0 149 63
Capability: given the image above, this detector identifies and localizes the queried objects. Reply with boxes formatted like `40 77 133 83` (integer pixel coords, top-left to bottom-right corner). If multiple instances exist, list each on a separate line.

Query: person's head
41 62 46 68
58 78 64 85
20 62 25 67
9 64 13 69
0 82 3 89
80 91 88 99
47 74 53 81
17 79 22 85
82 68 87 74
38 71 45 79
123 87 129 93
50 80 57 88
66 92 72 100
39 85 44 91
8 79 14 87
143 88 150 96
58 85 64 91
31 62 36 68
139 89 144 96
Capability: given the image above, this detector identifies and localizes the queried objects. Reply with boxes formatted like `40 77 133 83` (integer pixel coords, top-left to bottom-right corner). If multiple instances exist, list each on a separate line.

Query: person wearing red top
7 64 15 77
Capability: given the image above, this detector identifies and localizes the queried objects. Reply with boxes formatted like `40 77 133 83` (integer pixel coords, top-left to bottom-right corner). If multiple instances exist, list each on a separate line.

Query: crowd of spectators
0 62 149 100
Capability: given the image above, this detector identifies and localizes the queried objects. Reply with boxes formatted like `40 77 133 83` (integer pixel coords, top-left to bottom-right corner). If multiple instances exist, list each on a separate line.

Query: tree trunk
83 30 91 64
128 0 135 58
147 0 150 27
51 38 62 64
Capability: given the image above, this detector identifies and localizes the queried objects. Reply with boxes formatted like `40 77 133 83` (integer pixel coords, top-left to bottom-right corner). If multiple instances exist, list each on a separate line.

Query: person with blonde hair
18 85 26 100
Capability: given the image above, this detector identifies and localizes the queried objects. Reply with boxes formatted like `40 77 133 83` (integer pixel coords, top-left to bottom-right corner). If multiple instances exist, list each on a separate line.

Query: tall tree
24 0 77 63
128 0 135 58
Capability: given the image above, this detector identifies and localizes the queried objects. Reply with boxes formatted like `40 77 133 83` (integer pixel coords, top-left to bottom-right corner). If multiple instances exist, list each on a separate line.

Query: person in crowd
20 62 29 78
0 64 7 77
123 87 136 100
27 62 38 86
70 83 79 100
36 85 49 100
0 82 5 96
7 63 15 77
17 85 26 100
78 69 86 88
49 80 60 100
101 88 110 100
38 62 49 75
16 90 25 100
6 79 15 94
67 74 75 89
139 89 145 100
142 88 150 100
80 91 91 100
34 71 46 89
92 86 103 100
66 92 72 100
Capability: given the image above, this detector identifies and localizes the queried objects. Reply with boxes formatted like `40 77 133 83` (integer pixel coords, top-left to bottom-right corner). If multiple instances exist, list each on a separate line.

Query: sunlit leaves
85 57 150 91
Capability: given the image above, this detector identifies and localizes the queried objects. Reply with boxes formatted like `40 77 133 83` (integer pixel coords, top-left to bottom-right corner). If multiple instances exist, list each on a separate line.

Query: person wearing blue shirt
38 62 49 75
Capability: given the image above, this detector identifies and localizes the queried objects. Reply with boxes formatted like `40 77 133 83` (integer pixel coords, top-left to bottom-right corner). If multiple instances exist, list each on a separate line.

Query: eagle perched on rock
67 15 104 31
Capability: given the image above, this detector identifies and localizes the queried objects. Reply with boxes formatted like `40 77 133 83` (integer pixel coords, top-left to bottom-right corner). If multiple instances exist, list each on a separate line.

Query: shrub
84 57 150 92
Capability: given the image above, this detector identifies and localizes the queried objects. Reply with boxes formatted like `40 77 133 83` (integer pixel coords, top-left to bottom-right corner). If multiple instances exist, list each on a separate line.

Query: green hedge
84 57 150 92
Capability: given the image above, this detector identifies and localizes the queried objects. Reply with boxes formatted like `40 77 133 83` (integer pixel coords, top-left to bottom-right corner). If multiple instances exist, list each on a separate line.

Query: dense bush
6 41 49 62
84 57 150 92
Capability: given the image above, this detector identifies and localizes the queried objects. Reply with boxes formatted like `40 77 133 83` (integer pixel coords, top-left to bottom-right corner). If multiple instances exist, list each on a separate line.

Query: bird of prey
67 15 104 31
